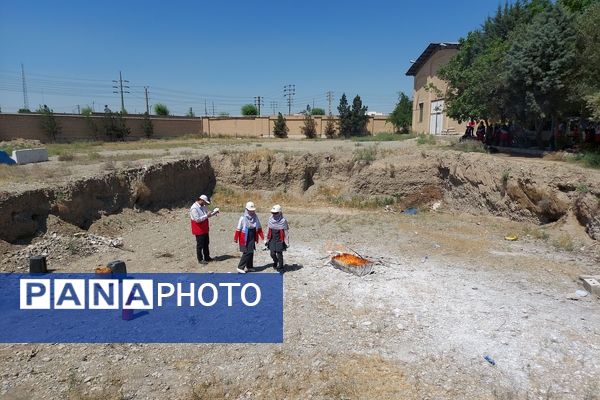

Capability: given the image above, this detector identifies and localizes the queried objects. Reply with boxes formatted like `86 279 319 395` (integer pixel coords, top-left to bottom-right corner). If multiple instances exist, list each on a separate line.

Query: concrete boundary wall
0 113 396 142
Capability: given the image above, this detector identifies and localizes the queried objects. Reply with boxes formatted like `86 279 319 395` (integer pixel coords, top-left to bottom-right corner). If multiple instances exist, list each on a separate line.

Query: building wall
411 48 466 135
0 113 395 142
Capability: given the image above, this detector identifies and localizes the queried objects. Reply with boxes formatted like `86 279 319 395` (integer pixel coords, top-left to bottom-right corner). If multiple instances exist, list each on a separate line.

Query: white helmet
245 201 256 211
270 204 282 213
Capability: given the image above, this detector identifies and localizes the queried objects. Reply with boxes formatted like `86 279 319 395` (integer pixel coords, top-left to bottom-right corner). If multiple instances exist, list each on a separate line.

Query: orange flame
332 253 369 266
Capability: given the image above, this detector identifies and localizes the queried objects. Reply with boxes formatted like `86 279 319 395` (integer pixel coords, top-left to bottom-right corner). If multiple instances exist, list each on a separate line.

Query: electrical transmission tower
254 96 264 116
112 71 130 113
283 84 295 115
21 63 29 110
326 91 334 115
270 101 278 115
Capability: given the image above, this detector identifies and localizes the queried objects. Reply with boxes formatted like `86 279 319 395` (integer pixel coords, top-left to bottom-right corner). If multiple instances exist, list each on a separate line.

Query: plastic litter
403 207 418 215
0 151 16 165
484 355 496 366
504 234 518 241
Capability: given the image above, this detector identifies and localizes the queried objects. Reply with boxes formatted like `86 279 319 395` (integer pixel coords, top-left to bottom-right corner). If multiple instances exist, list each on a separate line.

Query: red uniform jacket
191 219 209 235
234 228 264 247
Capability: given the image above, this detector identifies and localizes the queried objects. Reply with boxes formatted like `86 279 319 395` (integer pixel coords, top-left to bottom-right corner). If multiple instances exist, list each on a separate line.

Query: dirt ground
1 137 599 399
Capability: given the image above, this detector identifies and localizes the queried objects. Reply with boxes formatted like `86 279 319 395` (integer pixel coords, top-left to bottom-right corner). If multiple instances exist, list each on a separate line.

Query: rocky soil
0 141 599 399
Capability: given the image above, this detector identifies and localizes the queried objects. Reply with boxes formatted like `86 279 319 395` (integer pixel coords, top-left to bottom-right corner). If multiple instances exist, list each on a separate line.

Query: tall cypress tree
337 93 351 137
349 95 369 136
273 113 289 138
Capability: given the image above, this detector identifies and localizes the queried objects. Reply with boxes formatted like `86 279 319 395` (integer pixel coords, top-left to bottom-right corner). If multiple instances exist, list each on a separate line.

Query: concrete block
11 148 48 164
582 278 600 296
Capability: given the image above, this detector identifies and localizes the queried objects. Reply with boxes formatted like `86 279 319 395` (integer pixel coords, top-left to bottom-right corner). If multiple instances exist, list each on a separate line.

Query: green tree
387 92 413 133
154 103 170 116
324 117 337 138
558 0 598 12
241 104 258 116
337 93 352 137
273 113 289 138
37 105 61 141
142 112 154 138
505 4 578 142
81 106 99 139
301 113 317 138
438 0 549 122
114 112 131 141
575 2 600 119
18 108 31 113
186 107 195 117
349 95 369 136
103 108 130 141
311 107 326 115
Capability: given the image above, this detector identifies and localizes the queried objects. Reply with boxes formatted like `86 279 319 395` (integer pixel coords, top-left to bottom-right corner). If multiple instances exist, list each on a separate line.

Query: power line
283 84 295 116
112 71 130 113
270 101 278 115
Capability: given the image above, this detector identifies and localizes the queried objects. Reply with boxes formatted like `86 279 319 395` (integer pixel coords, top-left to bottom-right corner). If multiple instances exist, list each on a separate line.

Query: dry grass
43 137 250 156
211 184 268 212
186 353 410 400
523 225 549 240
0 164 72 185
66 373 125 400
552 234 575 252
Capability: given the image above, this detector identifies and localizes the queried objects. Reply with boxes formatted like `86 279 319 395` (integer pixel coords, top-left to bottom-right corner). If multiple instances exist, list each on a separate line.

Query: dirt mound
0 158 215 243
1 148 599 244
436 151 600 227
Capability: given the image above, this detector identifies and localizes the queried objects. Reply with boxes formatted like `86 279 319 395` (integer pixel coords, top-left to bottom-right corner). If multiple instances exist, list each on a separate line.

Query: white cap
245 201 256 211
270 204 282 213
199 194 210 204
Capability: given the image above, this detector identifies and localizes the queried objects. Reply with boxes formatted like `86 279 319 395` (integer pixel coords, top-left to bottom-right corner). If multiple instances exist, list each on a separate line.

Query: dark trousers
238 251 254 269
270 250 284 269
195 234 210 262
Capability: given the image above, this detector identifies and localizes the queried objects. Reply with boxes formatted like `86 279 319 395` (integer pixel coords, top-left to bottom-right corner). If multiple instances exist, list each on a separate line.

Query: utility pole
112 71 130 113
254 96 264 116
77 104 80 114
270 101 278 115
283 84 295 116
204 100 208 116
144 86 150 114
212 101 215 116
21 63 29 110
326 91 334 115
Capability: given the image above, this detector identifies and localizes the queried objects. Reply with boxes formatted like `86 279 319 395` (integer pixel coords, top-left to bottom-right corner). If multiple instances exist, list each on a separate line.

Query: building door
429 100 444 134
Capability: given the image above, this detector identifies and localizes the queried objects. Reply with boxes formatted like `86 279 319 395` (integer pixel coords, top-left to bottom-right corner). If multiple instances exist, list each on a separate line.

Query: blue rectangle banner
0 273 283 343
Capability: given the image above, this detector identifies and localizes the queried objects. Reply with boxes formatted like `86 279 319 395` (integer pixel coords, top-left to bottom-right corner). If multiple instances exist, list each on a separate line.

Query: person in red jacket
234 201 264 273
190 194 219 265
266 204 289 271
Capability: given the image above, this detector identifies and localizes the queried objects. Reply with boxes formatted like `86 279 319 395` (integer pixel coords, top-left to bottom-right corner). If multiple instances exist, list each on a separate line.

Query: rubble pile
0 232 124 272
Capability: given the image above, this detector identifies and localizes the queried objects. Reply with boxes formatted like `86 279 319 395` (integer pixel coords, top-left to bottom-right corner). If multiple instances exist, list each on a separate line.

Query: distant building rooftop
405 42 459 76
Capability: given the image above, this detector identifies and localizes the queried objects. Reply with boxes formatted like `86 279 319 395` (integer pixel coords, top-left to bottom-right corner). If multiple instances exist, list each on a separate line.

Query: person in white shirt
190 194 219 265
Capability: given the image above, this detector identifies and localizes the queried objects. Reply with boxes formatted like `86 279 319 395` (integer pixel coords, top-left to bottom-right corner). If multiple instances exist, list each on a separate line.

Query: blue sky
0 0 501 116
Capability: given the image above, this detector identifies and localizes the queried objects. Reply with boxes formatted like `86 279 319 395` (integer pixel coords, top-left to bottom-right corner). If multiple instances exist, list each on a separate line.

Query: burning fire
332 253 369 266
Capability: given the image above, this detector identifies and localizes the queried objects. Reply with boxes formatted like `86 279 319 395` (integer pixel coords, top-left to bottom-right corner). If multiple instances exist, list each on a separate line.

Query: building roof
405 42 459 76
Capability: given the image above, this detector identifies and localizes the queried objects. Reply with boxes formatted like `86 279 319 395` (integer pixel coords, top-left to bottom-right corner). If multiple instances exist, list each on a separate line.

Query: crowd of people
189 195 290 274
460 118 600 149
